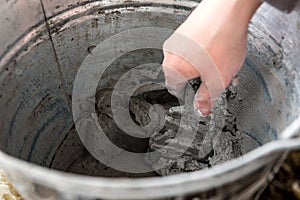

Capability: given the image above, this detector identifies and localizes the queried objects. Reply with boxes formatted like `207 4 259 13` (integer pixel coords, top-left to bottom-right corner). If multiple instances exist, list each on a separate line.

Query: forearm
221 0 262 31
181 0 262 39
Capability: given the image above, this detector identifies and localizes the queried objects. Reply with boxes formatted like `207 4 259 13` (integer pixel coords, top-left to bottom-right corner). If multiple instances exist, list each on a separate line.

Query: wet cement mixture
128 79 243 176
94 61 256 176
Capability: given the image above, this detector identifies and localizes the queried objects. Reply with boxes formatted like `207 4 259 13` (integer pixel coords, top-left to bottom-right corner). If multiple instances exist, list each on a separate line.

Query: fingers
162 50 221 117
162 31 229 117
194 82 213 117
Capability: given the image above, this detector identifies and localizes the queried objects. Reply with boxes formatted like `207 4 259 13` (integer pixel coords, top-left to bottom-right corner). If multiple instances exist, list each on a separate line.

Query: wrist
194 0 262 31
229 0 262 24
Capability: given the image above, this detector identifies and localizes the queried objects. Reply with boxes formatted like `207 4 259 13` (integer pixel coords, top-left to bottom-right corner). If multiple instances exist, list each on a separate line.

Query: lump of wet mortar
95 63 244 176
128 81 243 176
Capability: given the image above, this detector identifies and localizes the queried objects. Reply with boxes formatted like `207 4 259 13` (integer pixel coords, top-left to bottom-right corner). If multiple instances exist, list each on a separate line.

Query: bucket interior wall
0 3 298 178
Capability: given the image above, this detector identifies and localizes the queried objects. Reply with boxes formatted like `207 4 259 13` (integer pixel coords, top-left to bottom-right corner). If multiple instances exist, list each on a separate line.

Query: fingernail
199 108 210 116
196 109 206 117
194 101 208 117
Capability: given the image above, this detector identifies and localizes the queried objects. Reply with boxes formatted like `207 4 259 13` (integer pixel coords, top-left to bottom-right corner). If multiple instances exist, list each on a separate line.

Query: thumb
194 82 213 117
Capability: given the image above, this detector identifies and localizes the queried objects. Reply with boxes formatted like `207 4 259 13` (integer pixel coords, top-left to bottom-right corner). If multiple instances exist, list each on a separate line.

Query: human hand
162 0 261 116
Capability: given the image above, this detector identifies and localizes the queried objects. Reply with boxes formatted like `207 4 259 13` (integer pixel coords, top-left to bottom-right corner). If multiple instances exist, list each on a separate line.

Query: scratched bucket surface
0 0 300 200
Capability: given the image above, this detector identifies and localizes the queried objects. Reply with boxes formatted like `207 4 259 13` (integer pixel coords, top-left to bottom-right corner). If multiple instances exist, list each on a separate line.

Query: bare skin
162 0 262 116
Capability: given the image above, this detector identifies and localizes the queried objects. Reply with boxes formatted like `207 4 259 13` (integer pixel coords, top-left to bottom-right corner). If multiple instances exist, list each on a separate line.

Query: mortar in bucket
0 0 300 199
